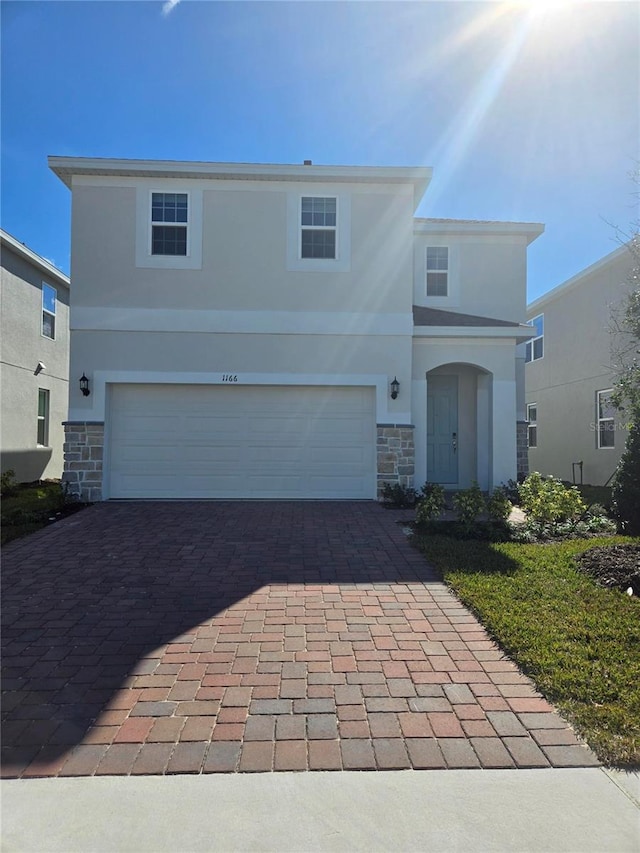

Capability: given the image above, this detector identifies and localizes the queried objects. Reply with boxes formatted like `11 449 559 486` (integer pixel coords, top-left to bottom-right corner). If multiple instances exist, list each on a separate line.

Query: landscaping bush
518 472 586 525
486 486 512 522
415 482 445 524
1 469 19 497
453 481 485 531
612 420 640 536
381 482 416 508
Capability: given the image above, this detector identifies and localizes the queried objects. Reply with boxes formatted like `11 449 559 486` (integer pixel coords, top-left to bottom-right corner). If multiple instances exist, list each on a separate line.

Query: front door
427 375 458 483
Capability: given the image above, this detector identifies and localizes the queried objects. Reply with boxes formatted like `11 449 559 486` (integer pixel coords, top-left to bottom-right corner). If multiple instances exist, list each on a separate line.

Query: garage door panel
108 384 375 499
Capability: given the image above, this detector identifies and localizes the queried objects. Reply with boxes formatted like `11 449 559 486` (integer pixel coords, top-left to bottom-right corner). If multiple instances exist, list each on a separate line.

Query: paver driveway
1 501 597 777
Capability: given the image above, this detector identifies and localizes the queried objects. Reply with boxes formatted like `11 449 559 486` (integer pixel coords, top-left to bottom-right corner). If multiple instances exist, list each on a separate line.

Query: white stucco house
48 156 543 502
0 229 70 482
525 242 635 487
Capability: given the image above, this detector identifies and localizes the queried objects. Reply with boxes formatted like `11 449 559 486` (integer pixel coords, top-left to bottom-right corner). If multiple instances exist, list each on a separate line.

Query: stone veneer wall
62 421 104 502
517 420 529 480
376 424 415 499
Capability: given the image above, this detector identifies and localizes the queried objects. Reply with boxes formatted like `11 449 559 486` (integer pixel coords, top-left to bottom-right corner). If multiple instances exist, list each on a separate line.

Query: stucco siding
526 246 633 486
1 242 69 481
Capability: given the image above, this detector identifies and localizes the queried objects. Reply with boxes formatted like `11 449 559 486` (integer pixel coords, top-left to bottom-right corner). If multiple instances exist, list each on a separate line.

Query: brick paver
1 501 598 777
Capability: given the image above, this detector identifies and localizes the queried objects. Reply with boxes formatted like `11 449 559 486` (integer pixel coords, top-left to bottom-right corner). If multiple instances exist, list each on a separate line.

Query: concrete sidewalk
2 768 638 852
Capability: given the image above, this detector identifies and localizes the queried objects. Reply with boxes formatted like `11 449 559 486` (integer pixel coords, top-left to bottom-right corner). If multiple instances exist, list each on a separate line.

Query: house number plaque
221 374 239 382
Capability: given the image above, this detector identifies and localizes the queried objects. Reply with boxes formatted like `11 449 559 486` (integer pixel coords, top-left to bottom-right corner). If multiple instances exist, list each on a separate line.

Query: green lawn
412 533 640 768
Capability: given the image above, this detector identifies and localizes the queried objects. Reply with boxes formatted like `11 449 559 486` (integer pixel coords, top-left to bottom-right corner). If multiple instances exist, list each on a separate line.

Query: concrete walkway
2 501 597 777
2 768 639 852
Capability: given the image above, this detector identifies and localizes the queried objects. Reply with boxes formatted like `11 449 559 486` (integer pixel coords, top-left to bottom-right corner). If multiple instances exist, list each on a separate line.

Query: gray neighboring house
525 242 635 487
1 229 70 482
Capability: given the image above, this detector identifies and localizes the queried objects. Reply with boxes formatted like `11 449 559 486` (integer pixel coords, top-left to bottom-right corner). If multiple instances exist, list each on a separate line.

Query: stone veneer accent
517 420 529 479
62 421 104 502
377 424 415 499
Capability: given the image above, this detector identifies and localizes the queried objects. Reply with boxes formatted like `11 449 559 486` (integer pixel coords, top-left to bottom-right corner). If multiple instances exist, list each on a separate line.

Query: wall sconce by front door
80 374 91 397
390 376 400 400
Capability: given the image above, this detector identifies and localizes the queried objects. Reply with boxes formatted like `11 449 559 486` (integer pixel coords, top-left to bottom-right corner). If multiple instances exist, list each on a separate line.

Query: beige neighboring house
1 229 70 482
525 242 635 487
48 156 543 502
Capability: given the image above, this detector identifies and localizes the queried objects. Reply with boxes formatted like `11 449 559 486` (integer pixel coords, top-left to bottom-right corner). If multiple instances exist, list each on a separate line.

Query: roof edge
0 229 70 287
414 217 544 245
48 156 433 206
528 241 635 313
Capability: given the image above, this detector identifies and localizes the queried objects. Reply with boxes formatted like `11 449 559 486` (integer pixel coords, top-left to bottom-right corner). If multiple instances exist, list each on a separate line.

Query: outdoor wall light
390 377 400 400
80 374 91 397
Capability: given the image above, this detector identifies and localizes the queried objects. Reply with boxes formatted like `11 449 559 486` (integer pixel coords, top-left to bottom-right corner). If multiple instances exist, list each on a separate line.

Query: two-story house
1 229 70 482
48 157 542 501
525 242 635 487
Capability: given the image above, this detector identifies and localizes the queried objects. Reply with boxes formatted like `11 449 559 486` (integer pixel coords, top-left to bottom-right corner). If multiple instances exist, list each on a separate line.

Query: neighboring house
0 229 70 482
525 242 634 487
48 156 543 501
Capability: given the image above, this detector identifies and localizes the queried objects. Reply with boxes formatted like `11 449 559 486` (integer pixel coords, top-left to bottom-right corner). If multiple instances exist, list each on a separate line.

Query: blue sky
1 0 638 300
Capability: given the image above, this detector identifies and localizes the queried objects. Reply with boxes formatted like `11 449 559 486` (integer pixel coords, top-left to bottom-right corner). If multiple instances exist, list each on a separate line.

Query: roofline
48 156 433 209
414 325 535 341
0 229 70 288
414 217 544 245
528 241 634 314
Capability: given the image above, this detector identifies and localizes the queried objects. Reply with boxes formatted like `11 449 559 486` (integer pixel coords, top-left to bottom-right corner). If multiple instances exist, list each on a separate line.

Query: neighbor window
42 283 56 339
151 192 188 256
301 196 337 259
426 247 448 296
37 389 50 446
597 389 615 449
525 314 544 362
526 402 537 448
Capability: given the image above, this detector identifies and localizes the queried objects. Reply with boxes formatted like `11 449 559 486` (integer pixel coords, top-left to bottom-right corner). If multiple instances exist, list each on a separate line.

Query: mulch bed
576 544 640 596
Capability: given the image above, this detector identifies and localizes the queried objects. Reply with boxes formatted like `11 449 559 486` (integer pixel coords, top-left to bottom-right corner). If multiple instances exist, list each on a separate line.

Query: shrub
381 482 416 508
486 487 512 522
518 472 586 525
1 469 18 497
612 420 640 535
415 483 445 524
453 482 485 531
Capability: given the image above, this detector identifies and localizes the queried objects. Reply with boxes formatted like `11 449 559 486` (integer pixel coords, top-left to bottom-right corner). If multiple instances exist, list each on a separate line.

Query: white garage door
108 384 376 499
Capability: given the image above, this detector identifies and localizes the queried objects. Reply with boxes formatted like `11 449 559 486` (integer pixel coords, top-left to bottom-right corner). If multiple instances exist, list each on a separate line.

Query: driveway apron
1 501 598 777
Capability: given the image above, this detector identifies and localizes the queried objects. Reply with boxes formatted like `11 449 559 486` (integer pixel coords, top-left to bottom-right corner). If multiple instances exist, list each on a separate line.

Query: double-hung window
151 192 188 256
596 389 615 449
42 283 56 339
37 389 50 446
526 403 537 448
301 197 337 259
426 247 448 296
525 314 544 362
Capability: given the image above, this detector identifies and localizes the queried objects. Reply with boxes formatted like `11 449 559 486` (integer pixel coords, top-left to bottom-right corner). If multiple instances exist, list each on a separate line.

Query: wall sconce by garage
80 374 91 397
390 376 400 400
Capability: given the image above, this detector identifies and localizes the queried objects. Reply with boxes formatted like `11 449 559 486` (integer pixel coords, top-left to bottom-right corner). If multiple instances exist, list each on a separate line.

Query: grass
412 533 640 768
1 481 69 545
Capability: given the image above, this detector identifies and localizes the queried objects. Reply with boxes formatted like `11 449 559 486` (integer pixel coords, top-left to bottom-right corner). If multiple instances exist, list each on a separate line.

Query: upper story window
42 283 56 339
301 197 337 259
426 247 448 296
151 192 188 256
525 314 544 362
37 388 50 446
526 402 537 448
596 389 615 449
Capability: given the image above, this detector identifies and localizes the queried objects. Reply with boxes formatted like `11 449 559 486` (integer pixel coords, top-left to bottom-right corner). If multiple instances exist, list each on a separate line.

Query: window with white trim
151 192 188 256
597 389 615 449
426 247 448 296
301 196 336 259
526 402 537 448
37 389 50 446
42 283 56 339
525 314 544 362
